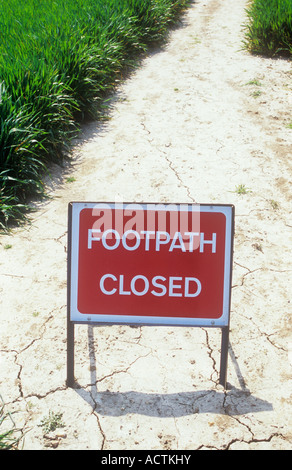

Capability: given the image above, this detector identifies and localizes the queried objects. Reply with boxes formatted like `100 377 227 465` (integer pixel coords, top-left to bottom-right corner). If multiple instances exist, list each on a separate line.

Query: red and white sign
68 202 234 327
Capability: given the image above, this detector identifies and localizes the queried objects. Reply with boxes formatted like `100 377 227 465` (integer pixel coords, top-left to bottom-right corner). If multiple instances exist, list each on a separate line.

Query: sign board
68 202 234 327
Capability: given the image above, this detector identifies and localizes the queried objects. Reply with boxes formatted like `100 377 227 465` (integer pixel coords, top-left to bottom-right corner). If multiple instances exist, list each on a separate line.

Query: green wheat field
0 0 291 228
0 0 190 227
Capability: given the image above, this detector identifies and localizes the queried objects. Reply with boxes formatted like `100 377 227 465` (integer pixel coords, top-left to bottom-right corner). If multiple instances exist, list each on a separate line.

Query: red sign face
69 203 234 326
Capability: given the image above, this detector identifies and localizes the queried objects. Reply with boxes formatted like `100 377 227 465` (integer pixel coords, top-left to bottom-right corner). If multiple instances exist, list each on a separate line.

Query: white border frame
68 202 234 327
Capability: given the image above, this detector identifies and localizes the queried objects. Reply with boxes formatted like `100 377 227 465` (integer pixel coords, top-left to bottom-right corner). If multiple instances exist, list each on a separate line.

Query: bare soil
0 0 291 450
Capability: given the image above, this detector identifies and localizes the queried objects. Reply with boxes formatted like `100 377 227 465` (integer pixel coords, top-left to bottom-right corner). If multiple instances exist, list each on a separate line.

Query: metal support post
219 326 229 389
66 319 75 388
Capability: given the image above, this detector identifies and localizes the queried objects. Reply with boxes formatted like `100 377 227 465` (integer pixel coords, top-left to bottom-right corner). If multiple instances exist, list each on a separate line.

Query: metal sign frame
66 202 235 389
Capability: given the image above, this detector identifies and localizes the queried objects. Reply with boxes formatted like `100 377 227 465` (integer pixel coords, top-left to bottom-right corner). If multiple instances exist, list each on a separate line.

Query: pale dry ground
0 0 291 450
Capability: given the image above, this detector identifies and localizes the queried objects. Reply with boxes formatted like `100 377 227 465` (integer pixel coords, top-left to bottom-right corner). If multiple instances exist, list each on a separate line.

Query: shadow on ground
72 327 273 418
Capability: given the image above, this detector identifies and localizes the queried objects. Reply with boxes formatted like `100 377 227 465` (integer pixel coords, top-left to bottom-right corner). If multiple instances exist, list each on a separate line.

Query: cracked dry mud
0 0 291 450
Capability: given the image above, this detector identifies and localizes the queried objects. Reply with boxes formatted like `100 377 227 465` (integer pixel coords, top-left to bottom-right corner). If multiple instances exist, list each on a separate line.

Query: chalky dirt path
0 0 291 450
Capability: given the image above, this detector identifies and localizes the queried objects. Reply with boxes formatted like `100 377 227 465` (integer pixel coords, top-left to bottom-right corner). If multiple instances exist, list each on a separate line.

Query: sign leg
219 326 229 389
66 320 75 388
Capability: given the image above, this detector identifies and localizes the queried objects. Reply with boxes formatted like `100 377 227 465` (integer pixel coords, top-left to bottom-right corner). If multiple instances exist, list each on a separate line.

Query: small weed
32 311 40 317
270 199 279 210
191 35 201 44
39 411 65 435
4 244 12 250
250 90 262 98
66 177 76 183
245 79 262 86
234 184 251 195
286 121 292 129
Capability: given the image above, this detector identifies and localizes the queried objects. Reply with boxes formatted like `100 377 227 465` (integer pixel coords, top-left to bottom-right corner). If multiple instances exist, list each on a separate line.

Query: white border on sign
69 202 233 327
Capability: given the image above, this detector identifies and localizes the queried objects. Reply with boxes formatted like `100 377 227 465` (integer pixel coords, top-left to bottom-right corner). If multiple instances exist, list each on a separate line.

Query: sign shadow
73 326 273 418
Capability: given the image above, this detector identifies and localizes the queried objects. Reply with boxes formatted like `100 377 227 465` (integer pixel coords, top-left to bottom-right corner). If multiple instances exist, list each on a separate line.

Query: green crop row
244 0 292 56
0 0 190 228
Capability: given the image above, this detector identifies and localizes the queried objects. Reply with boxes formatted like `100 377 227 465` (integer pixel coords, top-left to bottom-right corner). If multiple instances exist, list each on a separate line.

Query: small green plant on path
39 411 65 435
4 244 12 250
233 184 251 195
244 79 262 87
251 90 262 98
270 199 280 210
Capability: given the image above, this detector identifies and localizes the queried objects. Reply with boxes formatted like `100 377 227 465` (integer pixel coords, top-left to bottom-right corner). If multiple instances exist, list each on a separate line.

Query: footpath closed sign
68 202 234 327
